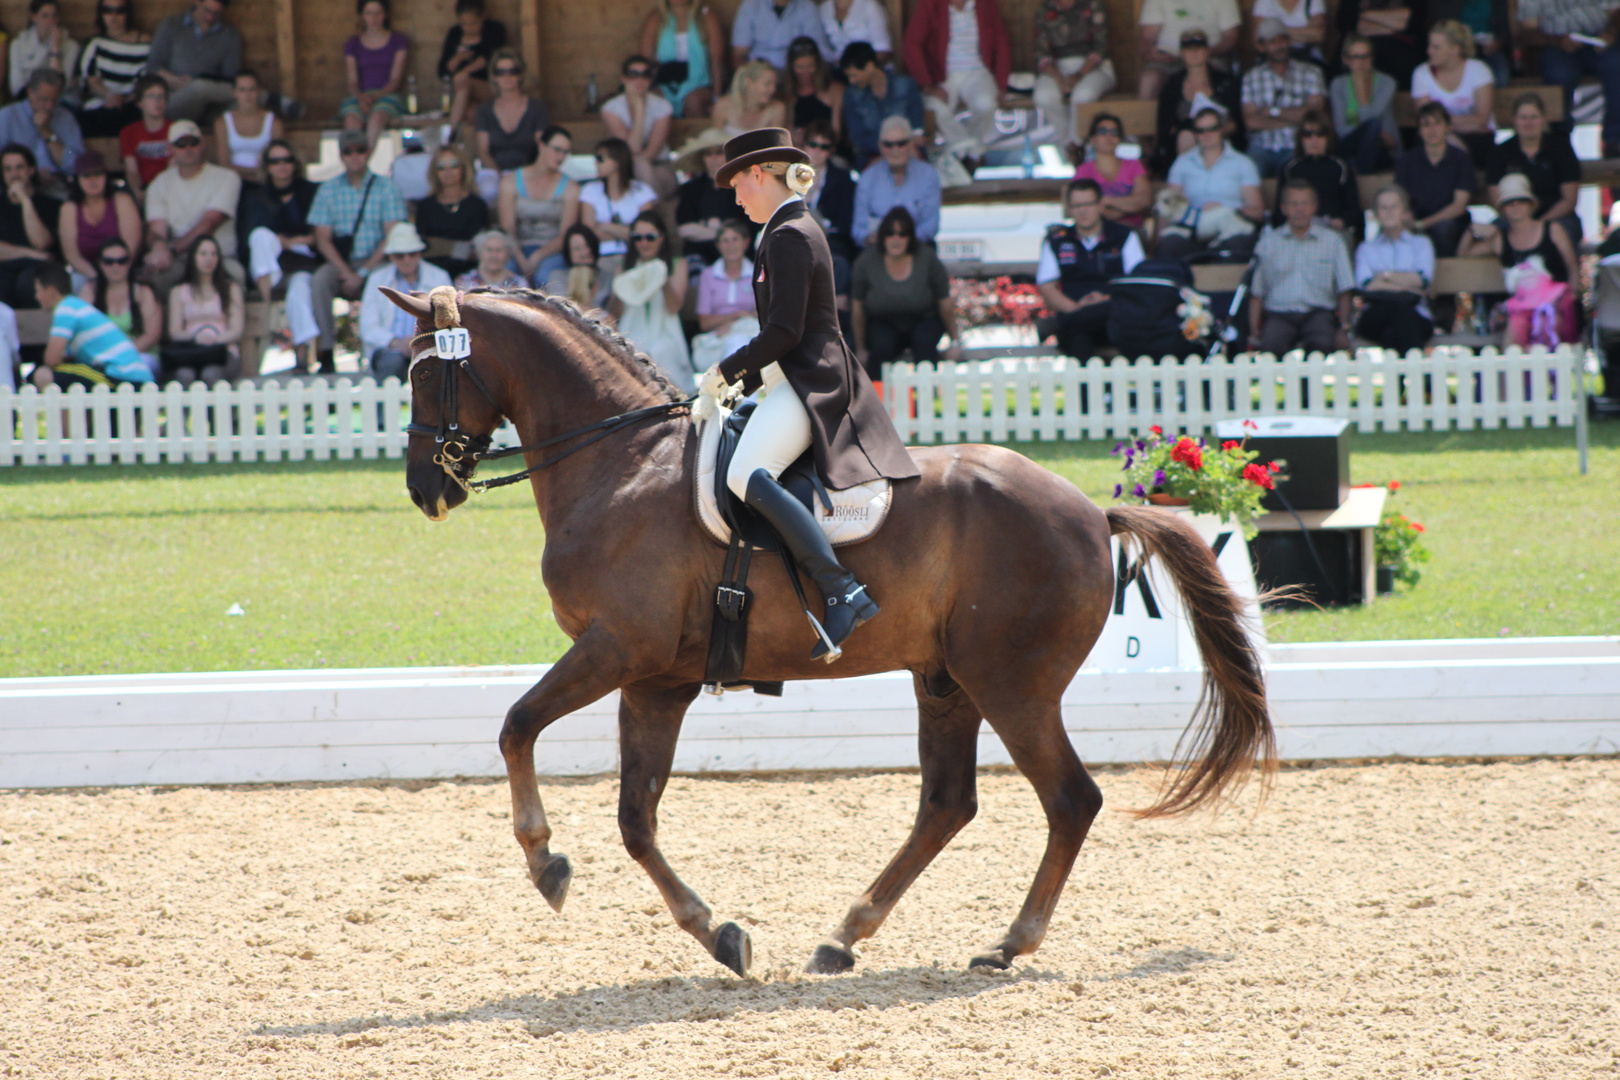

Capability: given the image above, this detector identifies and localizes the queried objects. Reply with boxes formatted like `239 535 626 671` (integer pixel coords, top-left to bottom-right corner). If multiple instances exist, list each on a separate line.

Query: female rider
698 128 919 660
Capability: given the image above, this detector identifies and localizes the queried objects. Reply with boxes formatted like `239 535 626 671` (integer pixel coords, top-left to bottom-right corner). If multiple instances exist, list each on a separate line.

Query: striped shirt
50 295 152 384
1515 0 1619 37
78 35 152 98
1252 222 1355 313
946 0 983 73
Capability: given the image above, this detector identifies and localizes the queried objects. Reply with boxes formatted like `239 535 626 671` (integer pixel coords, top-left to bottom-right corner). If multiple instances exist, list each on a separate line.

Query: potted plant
1111 423 1280 539
1372 481 1430 592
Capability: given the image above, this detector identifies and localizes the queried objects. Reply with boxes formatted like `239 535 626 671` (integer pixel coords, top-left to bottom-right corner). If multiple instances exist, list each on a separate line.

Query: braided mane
464 286 683 403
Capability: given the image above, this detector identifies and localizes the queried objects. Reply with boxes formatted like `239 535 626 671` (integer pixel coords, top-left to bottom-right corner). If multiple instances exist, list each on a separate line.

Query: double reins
403 287 691 494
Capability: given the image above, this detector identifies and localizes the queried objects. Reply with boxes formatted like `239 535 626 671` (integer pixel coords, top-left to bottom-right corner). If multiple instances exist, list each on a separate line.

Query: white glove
692 364 734 423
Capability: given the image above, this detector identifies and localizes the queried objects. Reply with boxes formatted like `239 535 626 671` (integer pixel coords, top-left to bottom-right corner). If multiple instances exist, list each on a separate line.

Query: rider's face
730 167 780 225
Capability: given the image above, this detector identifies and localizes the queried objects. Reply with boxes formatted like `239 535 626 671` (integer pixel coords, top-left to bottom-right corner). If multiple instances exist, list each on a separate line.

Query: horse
382 284 1274 979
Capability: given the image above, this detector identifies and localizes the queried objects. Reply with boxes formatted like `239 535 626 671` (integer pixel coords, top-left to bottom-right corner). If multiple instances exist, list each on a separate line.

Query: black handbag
159 342 228 373
655 60 689 86
1362 289 1423 306
330 175 375 264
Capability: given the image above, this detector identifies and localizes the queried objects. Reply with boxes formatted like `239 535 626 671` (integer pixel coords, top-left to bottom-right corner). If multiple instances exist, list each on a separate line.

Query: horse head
382 285 506 521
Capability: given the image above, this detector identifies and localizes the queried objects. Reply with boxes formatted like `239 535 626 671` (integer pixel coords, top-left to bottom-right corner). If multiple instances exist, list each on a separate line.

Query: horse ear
380 286 432 319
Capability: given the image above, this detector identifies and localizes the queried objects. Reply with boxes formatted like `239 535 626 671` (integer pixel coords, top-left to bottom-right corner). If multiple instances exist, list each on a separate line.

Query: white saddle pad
693 406 891 548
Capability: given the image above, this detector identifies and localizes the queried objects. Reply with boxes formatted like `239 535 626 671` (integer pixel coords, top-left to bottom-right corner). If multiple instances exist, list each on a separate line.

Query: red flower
1388 480 1401 491
1243 462 1275 490
1412 522 1426 533
1222 440 1240 451
1170 436 1203 470
1242 419 1258 430
1267 461 1281 473
1150 425 1163 436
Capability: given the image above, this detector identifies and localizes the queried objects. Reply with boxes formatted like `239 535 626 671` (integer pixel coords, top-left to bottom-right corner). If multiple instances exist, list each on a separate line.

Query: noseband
402 289 691 495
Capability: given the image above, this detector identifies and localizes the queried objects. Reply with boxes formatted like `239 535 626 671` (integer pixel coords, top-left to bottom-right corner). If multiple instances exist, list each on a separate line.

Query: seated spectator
1151 30 1242 174
674 128 742 269
213 70 281 182
608 211 691 392
1156 106 1263 261
1033 0 1116 145
359 222 452 381
144 120 243 294
578 137 657 272
803 118 855 262
1518 0 1620 157
0 300 16 393
455 228 526 289
851 206 960 382
731 0 832 70
839 41 924 166
308 129 406 373
0 70 86 188
31 260 153 389
1073 112 1150 229
147 0 254 123
903 0 1010 165
1275 111 1359 231
1485 92 1581 246
1034 178 1144 362
712 60 786 138
690 220 760 371
1137 0 1238 100
602 55 674 193
1329 34 1399 175
240 138 319 364
1241 19 1325 178
1458 172 1578 343
475 49 549 172
787 35 844 144
820 0 892 65
553 222 609 306
75 0 151 139
1250 0 1325 62
1355 183 1435 352
1430 0 1511 86
498 125 579 285
10 0 79 101
1412 20 1495 161
1337 0 1423 90
438 0 507 128
1250 180 1355 354
340 0 409 154
417 146 488 279
162 233 242 384
119 75 171 207
81 237 162 377
1393 102 1473 256
58 152 141 288
852 115 941 246
0 144 61 309
639 0 725 119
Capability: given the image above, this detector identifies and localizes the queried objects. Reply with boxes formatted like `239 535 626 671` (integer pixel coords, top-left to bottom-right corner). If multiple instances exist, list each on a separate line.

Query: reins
403 286 691 494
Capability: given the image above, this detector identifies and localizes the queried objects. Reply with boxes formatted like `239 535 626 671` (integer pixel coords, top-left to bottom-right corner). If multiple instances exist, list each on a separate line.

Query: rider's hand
698 363 733 403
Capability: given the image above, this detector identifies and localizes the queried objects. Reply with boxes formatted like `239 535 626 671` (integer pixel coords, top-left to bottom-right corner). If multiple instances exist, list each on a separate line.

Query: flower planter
1146 493 1191 507
1376 566 1397 595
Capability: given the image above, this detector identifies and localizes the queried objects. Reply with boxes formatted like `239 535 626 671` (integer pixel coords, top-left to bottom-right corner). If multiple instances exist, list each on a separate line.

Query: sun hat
382 222 428 255
1495 173 1536 209
673 128 730 175
713 127 809 188
167 119 202 145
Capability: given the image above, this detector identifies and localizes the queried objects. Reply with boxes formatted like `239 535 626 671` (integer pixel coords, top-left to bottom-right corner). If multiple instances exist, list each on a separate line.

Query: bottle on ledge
441 75 454 116
586 73 599 113
406 73 418 115
1021 132 1036 179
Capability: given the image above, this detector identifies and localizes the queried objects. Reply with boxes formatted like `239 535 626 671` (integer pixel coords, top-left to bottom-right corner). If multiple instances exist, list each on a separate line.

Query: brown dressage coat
717 197 920 490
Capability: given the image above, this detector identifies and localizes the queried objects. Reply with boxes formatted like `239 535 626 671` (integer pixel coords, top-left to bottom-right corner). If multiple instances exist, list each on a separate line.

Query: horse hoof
713 921 752 977
536 854 572 913
968 950 1011 971
804 941 856 975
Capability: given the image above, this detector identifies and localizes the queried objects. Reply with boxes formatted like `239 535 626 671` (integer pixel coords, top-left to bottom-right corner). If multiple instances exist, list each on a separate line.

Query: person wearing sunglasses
307 128 405 373
1240 18 1324 178
637 0 725 119
851 114 939 247
474 48 549 172
608 211 692 392
851 204 961 379
1072 112 1149 228
1033 0 1116 146
1150 29 1242 174
81 237 161 377
9 0 80 101
338 0 409 155
578 137 657 271
1274 109 1359 233
1328 33 1398 175
602 54 674 193
75 0 151 138
800 118 855 264
241 138 321 365
417 146 489 280
1157 105 1263 261
838 41 923 166
143 118 244 294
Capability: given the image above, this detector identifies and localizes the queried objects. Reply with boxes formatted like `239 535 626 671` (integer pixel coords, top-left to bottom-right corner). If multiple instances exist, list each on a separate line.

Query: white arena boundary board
2 638 1615 789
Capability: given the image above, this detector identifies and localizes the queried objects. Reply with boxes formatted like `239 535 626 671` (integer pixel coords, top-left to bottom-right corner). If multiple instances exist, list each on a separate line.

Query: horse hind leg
806 670 981 975
616 680 753 977
969 701 1102 970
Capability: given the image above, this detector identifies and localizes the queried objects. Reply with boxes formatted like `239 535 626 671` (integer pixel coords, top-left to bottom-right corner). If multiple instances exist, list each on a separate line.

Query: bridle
402 289 691 495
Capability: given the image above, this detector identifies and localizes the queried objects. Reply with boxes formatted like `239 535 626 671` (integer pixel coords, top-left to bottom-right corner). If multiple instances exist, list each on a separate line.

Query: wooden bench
1392 85 1565 127
17 301 281 368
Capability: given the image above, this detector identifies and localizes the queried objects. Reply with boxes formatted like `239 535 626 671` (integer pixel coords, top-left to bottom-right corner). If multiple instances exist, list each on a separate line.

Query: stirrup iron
803 608 842 663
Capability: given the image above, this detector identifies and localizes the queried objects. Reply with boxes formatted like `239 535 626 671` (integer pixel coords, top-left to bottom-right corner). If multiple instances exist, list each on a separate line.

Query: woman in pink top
166 235 246 383
1072 113 1151 229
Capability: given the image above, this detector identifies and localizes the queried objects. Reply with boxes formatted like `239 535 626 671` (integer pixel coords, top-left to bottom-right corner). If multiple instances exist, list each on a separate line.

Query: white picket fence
0 376 416 466
887 346 1591 444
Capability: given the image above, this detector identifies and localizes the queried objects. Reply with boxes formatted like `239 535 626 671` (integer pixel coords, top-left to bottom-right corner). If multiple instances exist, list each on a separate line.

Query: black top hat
713 127 810 189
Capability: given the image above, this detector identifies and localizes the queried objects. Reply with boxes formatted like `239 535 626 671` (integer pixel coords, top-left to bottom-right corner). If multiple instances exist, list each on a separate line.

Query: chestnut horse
384 285 1274 978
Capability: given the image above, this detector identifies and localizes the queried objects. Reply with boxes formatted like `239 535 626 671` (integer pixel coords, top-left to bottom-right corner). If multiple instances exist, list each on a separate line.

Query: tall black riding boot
743 468 880 662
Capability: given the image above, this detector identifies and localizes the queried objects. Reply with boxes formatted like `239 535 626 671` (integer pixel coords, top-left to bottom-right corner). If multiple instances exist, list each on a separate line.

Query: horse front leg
615 679 754 976
500 625 634 911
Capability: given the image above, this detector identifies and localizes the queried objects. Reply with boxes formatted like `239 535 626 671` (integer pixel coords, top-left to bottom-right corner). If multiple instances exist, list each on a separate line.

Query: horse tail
1104 505 1276 818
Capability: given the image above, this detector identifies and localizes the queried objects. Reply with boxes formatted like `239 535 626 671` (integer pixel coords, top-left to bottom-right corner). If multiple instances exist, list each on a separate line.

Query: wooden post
275 0 298 100
520 0 541 95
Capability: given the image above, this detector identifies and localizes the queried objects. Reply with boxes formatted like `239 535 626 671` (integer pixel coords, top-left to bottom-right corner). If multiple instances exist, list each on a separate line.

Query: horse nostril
409 486 426 510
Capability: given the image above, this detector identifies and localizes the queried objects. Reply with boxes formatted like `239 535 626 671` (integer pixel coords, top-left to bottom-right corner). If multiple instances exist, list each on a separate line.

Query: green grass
1 422 1616 678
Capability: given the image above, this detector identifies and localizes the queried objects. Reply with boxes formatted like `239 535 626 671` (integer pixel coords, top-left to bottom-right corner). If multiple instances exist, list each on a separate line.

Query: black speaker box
1249 529 1364 608
1215 416 1350 511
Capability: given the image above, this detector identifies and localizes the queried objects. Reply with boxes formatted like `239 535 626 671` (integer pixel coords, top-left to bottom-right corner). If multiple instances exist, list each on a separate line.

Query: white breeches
1032 57 1118 142
726 364 810 500
249 227 319 346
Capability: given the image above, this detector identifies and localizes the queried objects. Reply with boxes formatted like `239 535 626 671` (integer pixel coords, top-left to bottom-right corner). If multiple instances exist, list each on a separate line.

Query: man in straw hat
699 128 919 661
359 222 451 382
